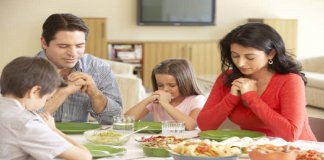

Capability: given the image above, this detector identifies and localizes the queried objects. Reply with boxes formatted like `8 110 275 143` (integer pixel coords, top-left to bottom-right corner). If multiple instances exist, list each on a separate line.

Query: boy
0 57 91 160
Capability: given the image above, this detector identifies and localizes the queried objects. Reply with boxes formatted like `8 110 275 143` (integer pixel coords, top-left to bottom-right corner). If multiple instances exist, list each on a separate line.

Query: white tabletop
70 128 324 160
71 129 200 160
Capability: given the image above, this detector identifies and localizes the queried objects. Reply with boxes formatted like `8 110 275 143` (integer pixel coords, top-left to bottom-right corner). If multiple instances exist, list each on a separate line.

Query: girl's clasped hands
150 90 173 105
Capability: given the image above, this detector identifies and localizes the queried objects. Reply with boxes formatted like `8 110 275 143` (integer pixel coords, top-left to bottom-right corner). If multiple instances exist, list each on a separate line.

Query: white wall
1 0 324 70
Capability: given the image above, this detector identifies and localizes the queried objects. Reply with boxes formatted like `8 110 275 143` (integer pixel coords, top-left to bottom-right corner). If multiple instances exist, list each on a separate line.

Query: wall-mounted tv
137 0 216 26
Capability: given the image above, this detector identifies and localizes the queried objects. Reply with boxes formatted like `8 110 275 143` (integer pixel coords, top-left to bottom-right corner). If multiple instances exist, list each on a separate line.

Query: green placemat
134 121 162 133
84 143 126 158
56 122 100 134
199 129 265 141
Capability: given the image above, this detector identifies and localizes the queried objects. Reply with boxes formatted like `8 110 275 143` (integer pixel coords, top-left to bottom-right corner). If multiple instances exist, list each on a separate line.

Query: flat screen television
137 0 216 26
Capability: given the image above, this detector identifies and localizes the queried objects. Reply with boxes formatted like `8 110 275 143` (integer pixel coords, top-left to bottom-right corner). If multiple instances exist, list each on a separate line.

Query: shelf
108 43 143 61
108 42 144 80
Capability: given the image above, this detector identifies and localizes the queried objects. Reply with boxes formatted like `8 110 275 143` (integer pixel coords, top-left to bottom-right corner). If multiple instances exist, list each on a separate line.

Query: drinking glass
112 115 135 134
162 120 185 136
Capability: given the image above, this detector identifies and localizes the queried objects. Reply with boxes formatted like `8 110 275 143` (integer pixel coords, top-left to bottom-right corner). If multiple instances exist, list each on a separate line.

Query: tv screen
137 0 216 26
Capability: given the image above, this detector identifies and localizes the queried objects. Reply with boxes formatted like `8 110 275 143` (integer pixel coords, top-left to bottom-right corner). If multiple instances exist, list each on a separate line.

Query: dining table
69 125 324 160
71 128 202 160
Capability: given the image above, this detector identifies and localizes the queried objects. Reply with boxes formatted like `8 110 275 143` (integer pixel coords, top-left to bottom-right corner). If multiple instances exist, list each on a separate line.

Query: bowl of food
247 144 299 160
84 129 130 145
138 135 185 157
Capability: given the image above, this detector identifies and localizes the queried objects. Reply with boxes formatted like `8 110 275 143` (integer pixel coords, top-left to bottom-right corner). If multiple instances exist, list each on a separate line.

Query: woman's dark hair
42 13 89 45
1 57 66 98
219 23 306 87
151 59 202 96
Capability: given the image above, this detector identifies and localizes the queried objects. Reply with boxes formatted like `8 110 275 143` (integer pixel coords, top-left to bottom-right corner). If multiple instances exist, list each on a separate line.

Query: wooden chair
308 117 324 141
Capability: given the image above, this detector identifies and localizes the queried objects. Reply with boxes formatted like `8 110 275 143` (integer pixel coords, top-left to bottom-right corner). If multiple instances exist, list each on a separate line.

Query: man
36 13 122 124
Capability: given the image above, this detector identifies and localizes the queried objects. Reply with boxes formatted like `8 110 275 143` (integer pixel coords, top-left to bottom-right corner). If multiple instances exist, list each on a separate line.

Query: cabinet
248 18 298 56
82 18 107 59
143 41 221 89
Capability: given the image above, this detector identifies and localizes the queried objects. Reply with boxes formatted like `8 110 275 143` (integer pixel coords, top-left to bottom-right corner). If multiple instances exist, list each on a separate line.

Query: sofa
300 56 324 109
104 60 146 113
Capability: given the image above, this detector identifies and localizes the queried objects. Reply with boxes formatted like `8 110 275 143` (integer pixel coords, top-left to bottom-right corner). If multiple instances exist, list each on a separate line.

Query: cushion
304 72 324 89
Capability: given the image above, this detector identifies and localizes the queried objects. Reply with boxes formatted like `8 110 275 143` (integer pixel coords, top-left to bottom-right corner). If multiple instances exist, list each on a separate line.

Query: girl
125 59 206 130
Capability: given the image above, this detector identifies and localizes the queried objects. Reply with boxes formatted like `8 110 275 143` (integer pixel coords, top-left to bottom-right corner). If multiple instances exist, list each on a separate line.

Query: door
263 19 297 56
143 41 221 90
82 18 107 59
143 42 184 89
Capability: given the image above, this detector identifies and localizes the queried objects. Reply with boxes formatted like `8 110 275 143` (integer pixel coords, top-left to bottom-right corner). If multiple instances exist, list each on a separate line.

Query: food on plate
84 130 130 145
247 144 324 160
229 137 254 147
297 149 324 160
249 150 298 160
249 137 271 145
140 135 184 149
213 136 288 152
198 129 265 142
168 139 242 157
218 136 241 145
248 144 299 160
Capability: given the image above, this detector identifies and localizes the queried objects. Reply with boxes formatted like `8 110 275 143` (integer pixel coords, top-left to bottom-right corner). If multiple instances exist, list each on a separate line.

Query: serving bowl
137 135 185 157
84 129 130 145
142 146 170 157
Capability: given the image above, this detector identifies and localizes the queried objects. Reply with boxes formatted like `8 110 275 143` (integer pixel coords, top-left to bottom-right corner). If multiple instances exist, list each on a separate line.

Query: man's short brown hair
42 13 89 45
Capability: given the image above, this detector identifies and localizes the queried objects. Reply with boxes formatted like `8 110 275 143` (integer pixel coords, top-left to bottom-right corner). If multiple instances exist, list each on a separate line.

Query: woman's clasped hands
231 78 257 96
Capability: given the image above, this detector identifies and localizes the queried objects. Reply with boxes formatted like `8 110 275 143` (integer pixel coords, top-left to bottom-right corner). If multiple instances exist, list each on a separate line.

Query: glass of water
162 120 185 136
112 115 135 134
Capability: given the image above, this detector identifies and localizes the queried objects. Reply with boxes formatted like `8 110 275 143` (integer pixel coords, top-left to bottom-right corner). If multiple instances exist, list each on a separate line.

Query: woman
197 23 316 141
